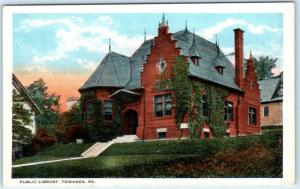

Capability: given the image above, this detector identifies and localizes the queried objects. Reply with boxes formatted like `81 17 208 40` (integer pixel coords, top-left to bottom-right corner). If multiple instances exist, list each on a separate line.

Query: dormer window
215 66 224 75
191 57 200 66
214 44 225 74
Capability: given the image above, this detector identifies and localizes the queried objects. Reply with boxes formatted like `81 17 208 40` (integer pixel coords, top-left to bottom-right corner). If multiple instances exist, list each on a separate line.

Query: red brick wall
139 25 183 140
238 57 261 135
260 102 282 126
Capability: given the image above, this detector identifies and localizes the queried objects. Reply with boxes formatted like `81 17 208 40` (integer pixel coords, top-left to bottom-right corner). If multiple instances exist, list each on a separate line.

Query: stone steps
81 135 138 158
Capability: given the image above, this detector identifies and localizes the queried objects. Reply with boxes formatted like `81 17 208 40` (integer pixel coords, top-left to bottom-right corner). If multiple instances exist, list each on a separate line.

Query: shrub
65 125 87 142
31 129 57 154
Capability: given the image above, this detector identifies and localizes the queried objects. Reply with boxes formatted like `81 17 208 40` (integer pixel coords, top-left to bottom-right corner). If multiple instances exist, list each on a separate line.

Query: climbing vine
155 56 229 138
79 91 121 142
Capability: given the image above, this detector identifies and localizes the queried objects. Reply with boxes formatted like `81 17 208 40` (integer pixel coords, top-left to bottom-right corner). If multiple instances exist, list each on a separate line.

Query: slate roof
173 29 241 91
80 51 131 90
258 73 283 103
80 29 241 92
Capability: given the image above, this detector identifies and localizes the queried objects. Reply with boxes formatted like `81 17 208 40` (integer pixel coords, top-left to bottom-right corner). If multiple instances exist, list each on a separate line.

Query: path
13 135 138 168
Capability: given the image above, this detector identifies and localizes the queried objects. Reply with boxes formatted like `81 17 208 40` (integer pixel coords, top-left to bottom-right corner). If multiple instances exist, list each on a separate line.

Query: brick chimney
234 28 244 88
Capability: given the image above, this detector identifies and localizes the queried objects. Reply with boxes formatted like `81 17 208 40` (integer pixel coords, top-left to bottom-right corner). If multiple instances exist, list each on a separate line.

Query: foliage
253 56 278 80
171 56 193 129
156 56 228 138
56 104 82 143
31 129 57 154
79 91 121 142
12 89 33 146
102 129 282 156
205 85 228 137
26 79 60 134
13 129 282 178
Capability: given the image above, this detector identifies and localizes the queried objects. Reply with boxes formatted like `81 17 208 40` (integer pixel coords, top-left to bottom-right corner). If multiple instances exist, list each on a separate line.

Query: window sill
153 115 174 120
248 124 258 127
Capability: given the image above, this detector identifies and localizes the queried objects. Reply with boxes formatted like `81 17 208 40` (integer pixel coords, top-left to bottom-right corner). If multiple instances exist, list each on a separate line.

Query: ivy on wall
79 91 122 142
156 56 228 138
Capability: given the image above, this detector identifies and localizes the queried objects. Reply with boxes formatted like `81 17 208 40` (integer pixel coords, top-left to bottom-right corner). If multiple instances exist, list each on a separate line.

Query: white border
2 3 295 187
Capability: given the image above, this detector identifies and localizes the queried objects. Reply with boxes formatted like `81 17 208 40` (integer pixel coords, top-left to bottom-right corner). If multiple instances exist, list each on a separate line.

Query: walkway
12 157 83 168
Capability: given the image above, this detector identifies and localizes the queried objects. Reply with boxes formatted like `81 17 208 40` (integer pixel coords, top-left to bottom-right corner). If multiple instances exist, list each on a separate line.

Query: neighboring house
66 97 79 111
258 73 283 127
12 74 42 158
79 15 261 140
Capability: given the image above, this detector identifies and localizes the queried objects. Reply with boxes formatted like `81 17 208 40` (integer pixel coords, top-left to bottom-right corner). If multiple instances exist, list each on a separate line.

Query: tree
12 89 33 146
26 79 60 134
56 103 82 143
253 56 278 80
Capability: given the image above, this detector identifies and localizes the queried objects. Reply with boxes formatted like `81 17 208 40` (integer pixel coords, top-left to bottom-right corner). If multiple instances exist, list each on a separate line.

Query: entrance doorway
122 110 138 135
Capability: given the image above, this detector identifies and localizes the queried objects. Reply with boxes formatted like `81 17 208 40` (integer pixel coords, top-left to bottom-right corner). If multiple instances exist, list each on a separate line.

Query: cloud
16 17 147 72
16 19 74 32
75 58 98 71
32 54 66 63
97 16 113 25
198 18 281 40
247 23 280 34
199 18 246 40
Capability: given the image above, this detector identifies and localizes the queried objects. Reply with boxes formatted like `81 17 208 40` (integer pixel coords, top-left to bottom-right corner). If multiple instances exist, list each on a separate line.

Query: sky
13 13 283 112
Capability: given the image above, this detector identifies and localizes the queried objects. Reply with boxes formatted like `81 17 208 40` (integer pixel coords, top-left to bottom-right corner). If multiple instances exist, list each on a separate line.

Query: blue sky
13 13 283 75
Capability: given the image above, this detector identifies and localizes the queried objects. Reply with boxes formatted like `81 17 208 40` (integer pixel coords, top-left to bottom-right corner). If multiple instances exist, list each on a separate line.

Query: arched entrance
122 109 138 135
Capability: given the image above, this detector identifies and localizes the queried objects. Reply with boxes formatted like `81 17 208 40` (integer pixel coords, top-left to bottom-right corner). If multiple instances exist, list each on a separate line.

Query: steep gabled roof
258 73 283 103
80 51 131 90
173 29 241 91
12 74 43 114
126 39 153 90
81 29 242 92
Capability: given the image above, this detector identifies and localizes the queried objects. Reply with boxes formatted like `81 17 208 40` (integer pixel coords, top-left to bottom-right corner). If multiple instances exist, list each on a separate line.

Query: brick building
79 15 261 140
258 73 283 127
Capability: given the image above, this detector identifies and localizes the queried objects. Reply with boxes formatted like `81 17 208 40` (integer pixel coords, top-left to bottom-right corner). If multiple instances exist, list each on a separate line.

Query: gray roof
80 29 242 91
80 51 131 90
173 29 241 91
258 74 283 103
188 33 201 58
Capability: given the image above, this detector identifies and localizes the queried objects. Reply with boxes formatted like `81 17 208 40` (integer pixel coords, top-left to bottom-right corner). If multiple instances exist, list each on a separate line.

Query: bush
102 130 282 156
65 125 87 142
31 129 57 154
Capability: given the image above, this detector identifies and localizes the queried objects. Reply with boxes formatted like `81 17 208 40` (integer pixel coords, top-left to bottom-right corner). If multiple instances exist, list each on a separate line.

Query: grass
13 143 93 165
12 129 282 178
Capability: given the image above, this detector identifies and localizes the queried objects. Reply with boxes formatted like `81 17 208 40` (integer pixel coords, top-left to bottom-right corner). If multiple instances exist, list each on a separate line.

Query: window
157 58 167 73
104 100 113 120
224 101 233 121
264 106 269 117
86 102 93 121
202 95 209 117
248 107 257 125
204 132 209 139
154 94 172 117
157 132 166 139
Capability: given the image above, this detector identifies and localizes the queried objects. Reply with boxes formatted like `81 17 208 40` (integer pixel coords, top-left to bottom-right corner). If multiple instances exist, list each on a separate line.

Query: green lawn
12 129 282 178
13 143 93 165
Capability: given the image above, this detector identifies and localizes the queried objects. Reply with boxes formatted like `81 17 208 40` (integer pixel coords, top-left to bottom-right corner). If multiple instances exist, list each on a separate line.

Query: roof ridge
109 52 121 87
95 53 109 84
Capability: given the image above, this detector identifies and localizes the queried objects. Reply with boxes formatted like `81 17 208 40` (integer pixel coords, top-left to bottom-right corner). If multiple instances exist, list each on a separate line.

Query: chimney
234 28 244 88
